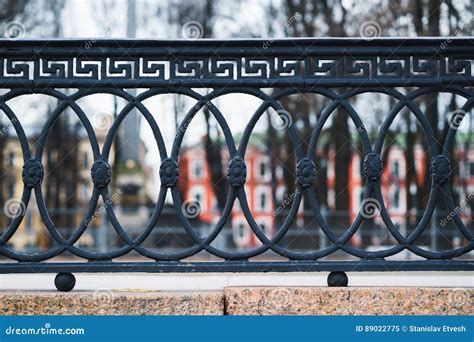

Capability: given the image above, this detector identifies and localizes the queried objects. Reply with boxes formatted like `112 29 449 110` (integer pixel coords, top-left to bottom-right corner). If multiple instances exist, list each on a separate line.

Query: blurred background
0 0 472 260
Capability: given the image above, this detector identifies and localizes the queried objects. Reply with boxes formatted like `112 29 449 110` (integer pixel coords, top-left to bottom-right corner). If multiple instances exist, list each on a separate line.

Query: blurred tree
0 0 81 247
0 0 29 230
281 0 351 233
40 0 82 246
167 0 229 212
0 0 28 22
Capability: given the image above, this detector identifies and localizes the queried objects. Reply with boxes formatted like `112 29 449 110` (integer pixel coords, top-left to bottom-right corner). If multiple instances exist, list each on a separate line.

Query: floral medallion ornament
296 158 316 188
431 155 451 184
22 158 44 188
228 156 247 188
91 159 111 188
160 157 179 188
363 152 383 181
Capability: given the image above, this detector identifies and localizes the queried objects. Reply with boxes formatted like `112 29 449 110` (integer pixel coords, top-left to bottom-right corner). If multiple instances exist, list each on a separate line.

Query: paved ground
0 272 472 291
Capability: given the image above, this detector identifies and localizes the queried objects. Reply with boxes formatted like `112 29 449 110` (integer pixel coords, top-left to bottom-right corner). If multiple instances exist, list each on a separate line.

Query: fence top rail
0 37 472 88
0 36 473 45
0 37 472 54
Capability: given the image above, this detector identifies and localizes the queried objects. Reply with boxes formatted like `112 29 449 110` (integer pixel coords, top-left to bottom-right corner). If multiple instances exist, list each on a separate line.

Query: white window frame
254 185 271 213
392 187 400 209
81 184 89 201
389 185 405 213
391 159 400 178
276 186 286 203
190 159 205 180
232 219 251 247
189 185 206 212
8 151 15 167
254 156 271 182
256 218 272 238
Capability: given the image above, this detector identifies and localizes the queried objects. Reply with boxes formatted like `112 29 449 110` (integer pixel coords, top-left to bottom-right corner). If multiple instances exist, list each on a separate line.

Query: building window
8 151 15 167
82 151 89 168
275 165 283 180
259 162 266 178
255 186 269 212
393 188 400 209
276 186 286 204
233 220 250 248
255 157 270 181
81 184 89 201
189 186 206 212
191 160 204 179
320 159 328 176
238 222 246 239
353 157 360 176
7 183 14 198
260 193 266 210
392 160 400 178
409 183 417 203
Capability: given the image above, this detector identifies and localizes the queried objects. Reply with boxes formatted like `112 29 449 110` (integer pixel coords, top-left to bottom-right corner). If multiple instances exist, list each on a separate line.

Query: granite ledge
0 290 223 315
1 287 472 315
224 287 473 315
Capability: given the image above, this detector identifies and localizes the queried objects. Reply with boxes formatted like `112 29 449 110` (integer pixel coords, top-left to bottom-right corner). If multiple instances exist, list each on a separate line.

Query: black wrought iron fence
0 38 472 291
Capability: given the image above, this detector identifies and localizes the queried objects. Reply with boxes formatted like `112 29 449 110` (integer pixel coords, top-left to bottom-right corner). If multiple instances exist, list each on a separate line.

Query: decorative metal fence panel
0 38 472 283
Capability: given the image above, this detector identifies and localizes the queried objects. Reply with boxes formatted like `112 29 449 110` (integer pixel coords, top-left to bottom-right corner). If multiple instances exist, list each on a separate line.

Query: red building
179 143 286 248
179 140 473 249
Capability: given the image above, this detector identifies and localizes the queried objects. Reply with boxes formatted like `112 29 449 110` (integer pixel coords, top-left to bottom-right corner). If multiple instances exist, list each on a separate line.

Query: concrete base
1 272 472 290
0 287 472 315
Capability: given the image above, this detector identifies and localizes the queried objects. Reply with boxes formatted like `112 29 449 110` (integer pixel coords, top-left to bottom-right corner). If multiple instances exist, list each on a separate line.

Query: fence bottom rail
1 260 471 291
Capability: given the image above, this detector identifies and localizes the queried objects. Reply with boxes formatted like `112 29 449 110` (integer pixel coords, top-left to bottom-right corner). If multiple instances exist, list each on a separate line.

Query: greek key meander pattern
0 39 472 270
0 56 472 83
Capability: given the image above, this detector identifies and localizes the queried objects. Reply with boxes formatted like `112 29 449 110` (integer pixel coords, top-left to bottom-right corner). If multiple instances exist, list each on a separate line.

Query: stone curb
0 291 223 315
0 288 472 315
224 287 473 315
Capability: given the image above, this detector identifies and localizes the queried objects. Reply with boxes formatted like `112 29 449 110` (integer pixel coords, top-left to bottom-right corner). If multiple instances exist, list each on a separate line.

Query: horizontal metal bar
2 79 470 89
1 45 471 57
0 38 472 88
0 260 472 273
0 37 472 48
